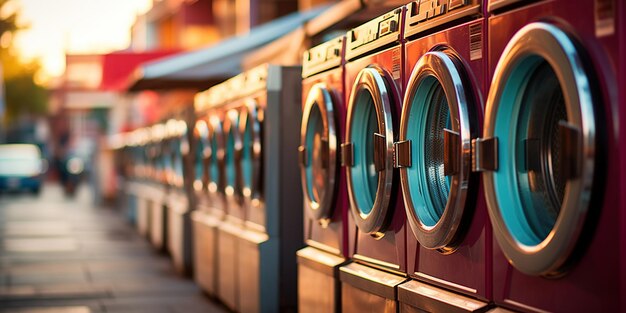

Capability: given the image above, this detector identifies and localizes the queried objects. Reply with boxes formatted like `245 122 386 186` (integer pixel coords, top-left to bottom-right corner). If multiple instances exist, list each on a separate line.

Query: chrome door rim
345 66 396 235
400 50 474 251
483 22 596 276
207 115 225 200
239 99 263 205
300 83 338 222
223 109 243 204
193 119 210 192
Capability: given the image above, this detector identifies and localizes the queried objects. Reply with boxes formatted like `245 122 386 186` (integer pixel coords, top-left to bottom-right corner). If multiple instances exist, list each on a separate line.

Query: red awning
100 50 180 91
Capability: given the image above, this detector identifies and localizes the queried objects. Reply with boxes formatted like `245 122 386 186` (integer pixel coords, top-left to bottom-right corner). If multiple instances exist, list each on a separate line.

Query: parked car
0 144 46 194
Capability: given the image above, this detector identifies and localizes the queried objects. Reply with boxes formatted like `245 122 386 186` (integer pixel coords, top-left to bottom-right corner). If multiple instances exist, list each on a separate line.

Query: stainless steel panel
217 221 240 312
339 262 406 300
237 229 279 313
297 247 346 313
150 194 166 250
296 246 345 276
341 281 397 313
136 195 150 237
192 210 220 296
167 190 191 275
398 280 490 313
299 264 337 313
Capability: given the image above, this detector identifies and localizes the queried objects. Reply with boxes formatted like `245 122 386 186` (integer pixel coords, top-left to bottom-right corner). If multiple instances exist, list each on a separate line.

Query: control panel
404 0 481 38
302 36 344 78
346 7 404 61
243 64 268 96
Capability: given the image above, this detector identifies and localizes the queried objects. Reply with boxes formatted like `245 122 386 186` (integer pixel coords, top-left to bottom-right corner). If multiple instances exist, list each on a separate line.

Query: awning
242 0 363 69
127 5 332 92
100 50 180 91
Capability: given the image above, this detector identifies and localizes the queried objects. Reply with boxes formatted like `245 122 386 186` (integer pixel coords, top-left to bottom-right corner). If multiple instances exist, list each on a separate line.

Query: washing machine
116 132 137 225
297 36 349 313
234 64 303 313
338 7 408 313
164 117 194 275
214 74 246 312
191 87 227 297
146 123 168 251
476 0 622 311
395 1 492 312
134 128 153 238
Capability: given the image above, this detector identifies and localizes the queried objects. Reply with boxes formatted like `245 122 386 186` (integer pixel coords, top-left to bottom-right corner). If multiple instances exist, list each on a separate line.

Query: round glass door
484 22 597 276
207 116 224 195
345 66 396 235
239 99 262 203
193 120 210 192
300 83 338 223
400 50 476 252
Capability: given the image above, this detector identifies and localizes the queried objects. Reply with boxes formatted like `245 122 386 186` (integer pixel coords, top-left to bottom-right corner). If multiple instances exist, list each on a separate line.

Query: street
0 184 227 313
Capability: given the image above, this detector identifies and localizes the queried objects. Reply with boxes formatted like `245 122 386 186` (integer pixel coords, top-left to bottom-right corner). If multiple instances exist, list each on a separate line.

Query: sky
10 0 152 84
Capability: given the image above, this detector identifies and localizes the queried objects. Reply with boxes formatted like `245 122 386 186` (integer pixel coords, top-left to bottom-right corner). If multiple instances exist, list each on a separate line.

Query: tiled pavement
0 184 227 313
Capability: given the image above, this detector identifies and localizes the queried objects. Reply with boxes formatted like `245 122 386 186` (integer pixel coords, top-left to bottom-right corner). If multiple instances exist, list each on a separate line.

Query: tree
0 0 48 126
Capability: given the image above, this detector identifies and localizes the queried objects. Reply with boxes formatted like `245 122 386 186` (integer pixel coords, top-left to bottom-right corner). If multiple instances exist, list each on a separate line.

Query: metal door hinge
341 142 354 167
472 137 498 172
393 140 412 168
321 138 329 169
298 145 307 167
373 133 386 172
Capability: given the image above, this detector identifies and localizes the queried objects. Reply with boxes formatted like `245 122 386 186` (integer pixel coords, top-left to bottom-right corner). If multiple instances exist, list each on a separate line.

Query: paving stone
0 306 95 313
2 238 78 253
0 184 225 313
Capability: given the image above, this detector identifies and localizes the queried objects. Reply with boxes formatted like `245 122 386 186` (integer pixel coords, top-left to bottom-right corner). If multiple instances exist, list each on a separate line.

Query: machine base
166 190 191 275
191 210 220 296
237 228 278 313
136 192 150 237
297 246 346 313
398 280 490 313
216 220 242 312
339 262 406 313
149 190 167 251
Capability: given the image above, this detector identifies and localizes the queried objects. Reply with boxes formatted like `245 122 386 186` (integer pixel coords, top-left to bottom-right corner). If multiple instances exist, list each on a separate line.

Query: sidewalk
0 184 227 313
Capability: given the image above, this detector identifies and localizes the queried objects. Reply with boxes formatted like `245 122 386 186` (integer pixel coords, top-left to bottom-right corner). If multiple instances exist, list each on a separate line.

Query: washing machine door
224 110 243 203
193 119 210 192
483 22 597 276
299 83 338 224
239 99 263 205
344 66 397 235
399 50 476 252
175 122 189 187
207 116 225 197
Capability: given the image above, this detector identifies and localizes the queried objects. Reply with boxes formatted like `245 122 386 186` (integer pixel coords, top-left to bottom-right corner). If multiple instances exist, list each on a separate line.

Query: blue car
0 144 46 194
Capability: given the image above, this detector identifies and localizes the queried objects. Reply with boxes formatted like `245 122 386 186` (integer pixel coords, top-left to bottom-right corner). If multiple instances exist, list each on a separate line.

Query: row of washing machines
117 0 625 312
